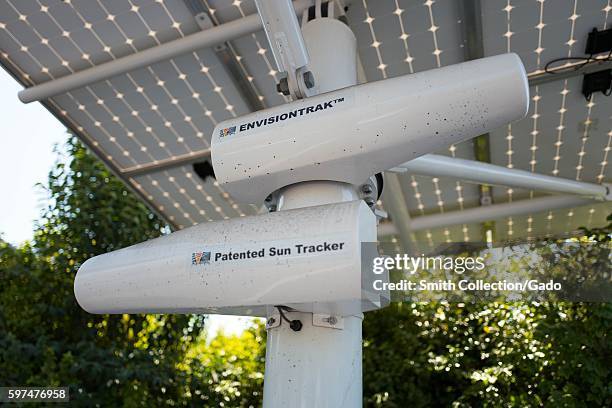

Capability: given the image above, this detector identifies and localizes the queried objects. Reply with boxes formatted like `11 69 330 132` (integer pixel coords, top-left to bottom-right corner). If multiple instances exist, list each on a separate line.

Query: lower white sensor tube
74 200 382 316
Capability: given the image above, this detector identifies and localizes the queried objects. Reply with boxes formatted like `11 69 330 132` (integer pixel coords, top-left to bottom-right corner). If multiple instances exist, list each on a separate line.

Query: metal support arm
254 0 314 99
381 174 417 253
378 194 597 235
18 0 313 103
396 154 610 201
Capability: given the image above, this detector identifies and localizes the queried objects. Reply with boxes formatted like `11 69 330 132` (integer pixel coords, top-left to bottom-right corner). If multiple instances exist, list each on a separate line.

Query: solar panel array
1 0 610 249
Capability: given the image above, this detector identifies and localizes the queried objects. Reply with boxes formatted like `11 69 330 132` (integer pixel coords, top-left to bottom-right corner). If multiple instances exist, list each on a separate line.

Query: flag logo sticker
219 126 236 138
192 251 211 265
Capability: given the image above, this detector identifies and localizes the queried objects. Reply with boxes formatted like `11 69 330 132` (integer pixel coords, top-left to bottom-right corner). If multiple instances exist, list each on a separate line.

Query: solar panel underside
1 0 610 248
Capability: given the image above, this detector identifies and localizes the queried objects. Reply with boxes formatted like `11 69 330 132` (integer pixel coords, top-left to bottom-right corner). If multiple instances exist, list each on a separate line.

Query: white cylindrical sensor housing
211 53 529 204
302 17 358 94
74 200 386 317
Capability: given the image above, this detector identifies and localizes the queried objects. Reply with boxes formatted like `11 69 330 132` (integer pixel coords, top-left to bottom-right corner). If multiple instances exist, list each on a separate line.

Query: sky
0 67 66 245
0 68 251 337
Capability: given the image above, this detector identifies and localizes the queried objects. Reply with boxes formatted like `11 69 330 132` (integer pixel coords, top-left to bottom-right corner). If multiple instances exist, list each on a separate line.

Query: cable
544 54 595 75
544 50 612 76
275 305 303 331
544 52 612 101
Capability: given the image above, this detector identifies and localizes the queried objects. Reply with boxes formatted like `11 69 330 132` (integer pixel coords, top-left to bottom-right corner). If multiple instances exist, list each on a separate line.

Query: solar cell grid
0 0 609 243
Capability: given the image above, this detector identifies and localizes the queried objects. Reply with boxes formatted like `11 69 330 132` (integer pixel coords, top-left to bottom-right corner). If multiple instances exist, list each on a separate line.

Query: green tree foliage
363 301 611 407
363 219 612 407
181 323 266 407
0 137 264 406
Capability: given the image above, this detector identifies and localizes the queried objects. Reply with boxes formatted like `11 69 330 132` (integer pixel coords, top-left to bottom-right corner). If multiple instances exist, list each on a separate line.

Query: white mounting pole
264 311 363 408
262 14 364 408
264 182 363 408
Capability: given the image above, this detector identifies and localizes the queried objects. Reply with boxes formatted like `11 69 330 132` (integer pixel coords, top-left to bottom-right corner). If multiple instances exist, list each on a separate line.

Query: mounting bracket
312 313 345 330
254 0 315 99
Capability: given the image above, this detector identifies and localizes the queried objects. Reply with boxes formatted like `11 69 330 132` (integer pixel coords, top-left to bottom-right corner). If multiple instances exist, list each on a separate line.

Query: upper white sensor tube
212 53 529 204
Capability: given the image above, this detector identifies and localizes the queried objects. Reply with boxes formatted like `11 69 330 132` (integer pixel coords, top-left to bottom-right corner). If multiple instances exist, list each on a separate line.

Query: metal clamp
255 0 315 99
313 314 344 329
604 183 612 201
358 176 378 208
264 191 280 212
266 314 281 329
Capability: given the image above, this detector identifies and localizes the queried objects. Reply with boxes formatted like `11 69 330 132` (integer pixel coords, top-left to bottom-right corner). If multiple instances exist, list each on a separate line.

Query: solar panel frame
1 0 610 243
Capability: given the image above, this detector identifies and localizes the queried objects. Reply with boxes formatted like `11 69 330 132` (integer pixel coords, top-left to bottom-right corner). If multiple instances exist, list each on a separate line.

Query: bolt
361 184 373 195
276 77 290 95
303 71 315 89
289 320 303 331
268 204 277 212
326 316 338 325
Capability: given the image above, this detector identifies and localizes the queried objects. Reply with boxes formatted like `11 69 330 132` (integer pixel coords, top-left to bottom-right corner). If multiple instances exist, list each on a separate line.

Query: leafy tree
180 322 266 407
364 301 610 407
363 218 611 407
0 137 262 406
